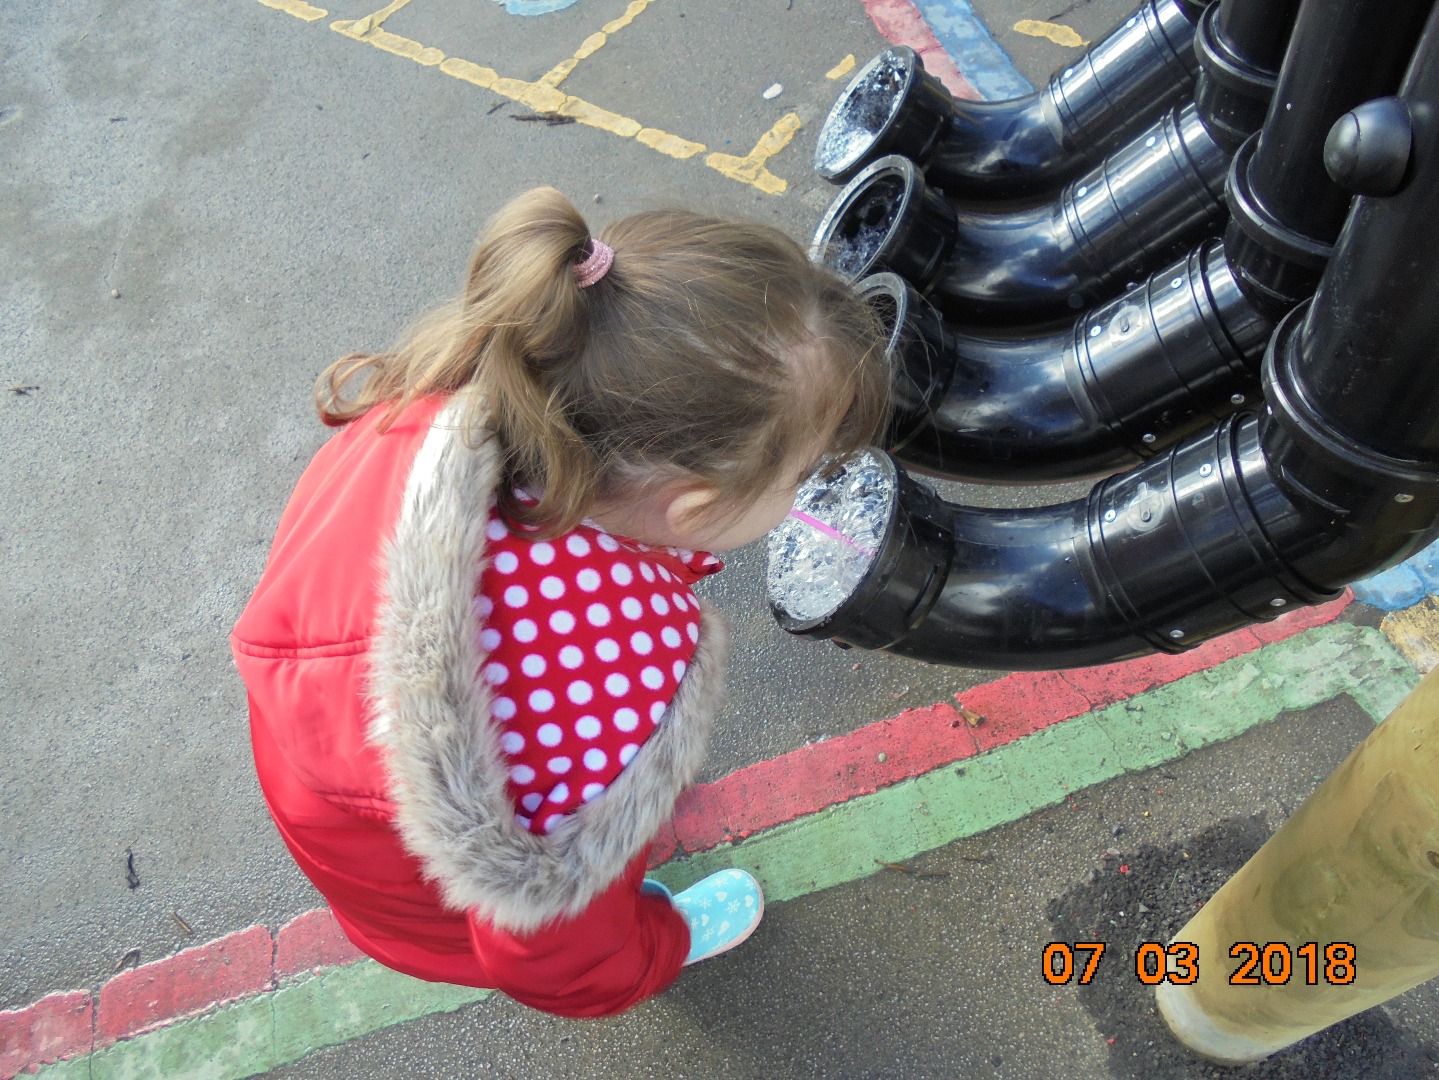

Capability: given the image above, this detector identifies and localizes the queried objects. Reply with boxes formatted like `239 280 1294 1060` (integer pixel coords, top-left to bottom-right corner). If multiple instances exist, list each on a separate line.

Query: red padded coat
231 396 730 1017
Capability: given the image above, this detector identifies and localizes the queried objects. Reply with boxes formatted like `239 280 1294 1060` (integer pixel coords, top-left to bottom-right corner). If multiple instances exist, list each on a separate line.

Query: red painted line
862 0 980 99
646 819 681 869
960 670 1092 753
274 909 366 980
95 926 274 1047
1249 596 1348 642
962 598 1350 751
10 594 1353 1073
0 990 93 1077
673 701 978 851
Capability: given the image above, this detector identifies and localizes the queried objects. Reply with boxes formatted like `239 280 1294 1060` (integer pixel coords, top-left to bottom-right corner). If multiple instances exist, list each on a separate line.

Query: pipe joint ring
1225 138 1335 272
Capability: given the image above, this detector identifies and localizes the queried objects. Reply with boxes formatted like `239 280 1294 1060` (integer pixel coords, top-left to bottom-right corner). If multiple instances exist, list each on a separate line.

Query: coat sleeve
466 849 690 1018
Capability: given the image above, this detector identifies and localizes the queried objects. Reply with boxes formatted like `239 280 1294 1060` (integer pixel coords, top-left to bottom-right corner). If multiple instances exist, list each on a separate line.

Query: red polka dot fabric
475 502 723 835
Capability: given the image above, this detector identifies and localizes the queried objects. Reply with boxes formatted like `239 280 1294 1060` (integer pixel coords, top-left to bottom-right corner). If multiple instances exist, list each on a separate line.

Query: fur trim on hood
367 399 728 934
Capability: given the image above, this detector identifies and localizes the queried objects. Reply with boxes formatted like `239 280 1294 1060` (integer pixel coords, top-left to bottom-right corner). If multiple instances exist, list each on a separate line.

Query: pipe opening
814 50 910 179
820 173 906 280
767 451 896 626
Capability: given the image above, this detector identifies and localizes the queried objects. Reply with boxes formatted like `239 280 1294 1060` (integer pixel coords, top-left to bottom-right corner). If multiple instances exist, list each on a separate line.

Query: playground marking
1013 18 1087 47
259 0 328 20
1381 596 1439 674
907 0 1031 99
258 0 825 190
860 0 978 99
658 595 1349 859
1349 537 1439 610
502 0 581 14
705 113 804 196
657 625 1415 899
536 0 652 89
331 0 442 64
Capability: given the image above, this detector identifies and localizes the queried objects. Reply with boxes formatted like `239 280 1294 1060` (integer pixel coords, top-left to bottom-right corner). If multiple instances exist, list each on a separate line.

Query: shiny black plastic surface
813 98 1234 324
812 0 1208 197
1280 3 1439 466
1324 98 1415 197
871 242 1271 482
1223 0 1429 315
784 417 1341 670
928 104 1230 324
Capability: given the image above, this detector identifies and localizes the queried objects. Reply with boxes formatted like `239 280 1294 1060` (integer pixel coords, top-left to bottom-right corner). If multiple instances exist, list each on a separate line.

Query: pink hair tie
573 239 614 288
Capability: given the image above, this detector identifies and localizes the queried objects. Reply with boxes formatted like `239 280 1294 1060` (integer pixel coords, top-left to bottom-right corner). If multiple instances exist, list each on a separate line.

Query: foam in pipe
767 452 895 624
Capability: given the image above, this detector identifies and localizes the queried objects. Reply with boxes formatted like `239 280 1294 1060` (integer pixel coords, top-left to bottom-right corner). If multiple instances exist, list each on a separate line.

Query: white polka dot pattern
474 508 721 834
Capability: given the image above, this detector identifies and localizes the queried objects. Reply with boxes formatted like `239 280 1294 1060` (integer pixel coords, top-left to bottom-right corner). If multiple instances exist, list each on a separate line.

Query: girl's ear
663 484 721 542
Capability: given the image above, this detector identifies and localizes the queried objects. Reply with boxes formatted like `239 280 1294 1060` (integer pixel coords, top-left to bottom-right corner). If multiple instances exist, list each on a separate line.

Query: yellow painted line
438 56 501 90
442 63 652 142
705 112 802 195
259 0 327 21
332 0 444 66
826 54 857 80
538 0 653 89
265 0 801 192
636 128 706 160
340 0 411 34
558 95 643 137
1381 597 1439 674
1013 19 1088 47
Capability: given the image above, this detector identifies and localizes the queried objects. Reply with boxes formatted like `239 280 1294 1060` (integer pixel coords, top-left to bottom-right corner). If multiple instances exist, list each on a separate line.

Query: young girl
231 187 889 1018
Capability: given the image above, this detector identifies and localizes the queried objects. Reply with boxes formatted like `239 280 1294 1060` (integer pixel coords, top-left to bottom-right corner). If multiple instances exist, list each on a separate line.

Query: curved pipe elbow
815 0 1206 198
911 499 1162 670
769 450 1151 670
865 242 1274 483
812 46 1056 191
810 154 1095 326
813 108 1231 326
866 273 1143 482
769 417 1345 672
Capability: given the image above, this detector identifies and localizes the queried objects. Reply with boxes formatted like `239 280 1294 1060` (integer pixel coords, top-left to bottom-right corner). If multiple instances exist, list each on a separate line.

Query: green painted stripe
37 965 488 1080
649 624 1417 898
34 624 1416 1080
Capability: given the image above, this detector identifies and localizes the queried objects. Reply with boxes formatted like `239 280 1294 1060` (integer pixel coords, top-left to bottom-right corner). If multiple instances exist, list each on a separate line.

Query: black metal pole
1225 0 1433 315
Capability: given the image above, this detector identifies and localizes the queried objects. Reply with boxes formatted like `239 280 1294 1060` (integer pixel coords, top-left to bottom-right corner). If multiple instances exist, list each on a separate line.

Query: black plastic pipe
809 0 1301 325
1224 0 1432 315
813 104 1231 325
770 420 1335 668
1190 0 1301 150
812 0 1209 197
871 0 1429 483
872 242 1272 482
1261 2 1439 589
771 4 1439 670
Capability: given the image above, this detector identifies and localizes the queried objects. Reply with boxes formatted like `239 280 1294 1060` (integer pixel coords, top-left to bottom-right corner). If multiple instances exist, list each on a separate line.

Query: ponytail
315 187 616 533
316 187 890 541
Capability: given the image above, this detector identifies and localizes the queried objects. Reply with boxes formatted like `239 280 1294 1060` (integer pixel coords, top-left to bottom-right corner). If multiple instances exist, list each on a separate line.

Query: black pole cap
1323 97 1413 197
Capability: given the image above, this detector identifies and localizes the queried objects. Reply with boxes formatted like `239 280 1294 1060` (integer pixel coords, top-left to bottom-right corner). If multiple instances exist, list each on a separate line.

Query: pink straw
787 510 875 557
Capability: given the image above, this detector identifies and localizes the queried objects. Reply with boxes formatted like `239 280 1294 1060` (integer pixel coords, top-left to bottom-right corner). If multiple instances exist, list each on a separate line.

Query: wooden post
1156 664 1439 1063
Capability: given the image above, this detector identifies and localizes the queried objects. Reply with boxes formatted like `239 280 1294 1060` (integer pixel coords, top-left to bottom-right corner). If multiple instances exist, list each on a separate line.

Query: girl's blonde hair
317 187 890 538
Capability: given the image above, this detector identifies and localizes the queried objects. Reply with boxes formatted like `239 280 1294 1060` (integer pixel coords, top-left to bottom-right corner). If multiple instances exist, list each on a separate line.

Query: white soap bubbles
767 450 895 624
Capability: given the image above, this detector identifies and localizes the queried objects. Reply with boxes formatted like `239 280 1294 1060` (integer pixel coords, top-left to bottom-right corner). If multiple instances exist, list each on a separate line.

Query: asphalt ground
6 0 1439 1077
